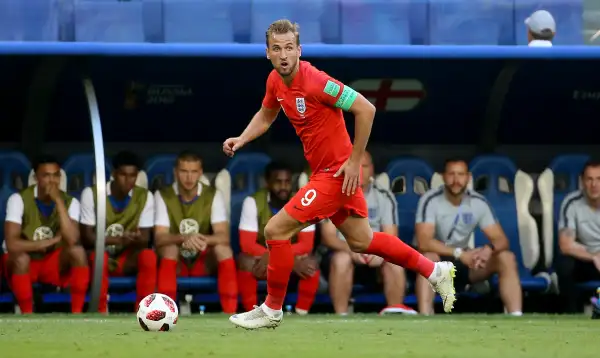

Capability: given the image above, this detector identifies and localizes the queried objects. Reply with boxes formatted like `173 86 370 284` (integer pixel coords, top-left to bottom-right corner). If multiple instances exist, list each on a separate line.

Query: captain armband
334 86 358 111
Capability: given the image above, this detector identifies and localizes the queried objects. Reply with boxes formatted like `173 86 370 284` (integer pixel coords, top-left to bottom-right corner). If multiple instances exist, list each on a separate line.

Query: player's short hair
266 19 300 47
112 151 141 171
32 154 60 172
264 161 292 180
175 151 202 167
581 159 600 177
443 158 469 172
530 29 554 41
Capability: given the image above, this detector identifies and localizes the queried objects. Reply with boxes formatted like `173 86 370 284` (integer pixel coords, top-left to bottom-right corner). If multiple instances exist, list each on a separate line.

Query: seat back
163 0 234 43
0 0 59 41
385 157 434 244
62 153 112 199
537 154 589 268
227 153 272 253
0 151 30 191
250 0 324 44
470 155 539 273
340 0 410 44
74 0 145 42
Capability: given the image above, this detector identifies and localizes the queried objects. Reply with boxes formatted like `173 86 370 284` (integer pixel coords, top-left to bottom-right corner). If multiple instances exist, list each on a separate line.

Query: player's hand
39 237 61 252
293 255 317 279
46 183 62 202
184 235 207 252
473 246 492 269
459 249 478 269
333 158 361 196
252 253 269 280
593 254 600 273
223 137 245 157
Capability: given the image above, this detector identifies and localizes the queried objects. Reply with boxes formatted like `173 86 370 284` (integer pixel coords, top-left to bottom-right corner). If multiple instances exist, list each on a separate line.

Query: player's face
266 32 301 77
113 165 139 194
583 166 600 200
36 163 61 191
268 170 292 201
443 161 470 196
176 160 202 192
361 154 374 186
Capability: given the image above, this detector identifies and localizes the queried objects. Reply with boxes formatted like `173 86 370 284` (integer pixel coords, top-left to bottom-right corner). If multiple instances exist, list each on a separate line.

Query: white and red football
137 293 179 332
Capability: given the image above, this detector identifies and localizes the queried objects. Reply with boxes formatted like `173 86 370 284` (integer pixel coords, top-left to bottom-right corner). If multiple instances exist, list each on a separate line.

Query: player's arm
79 187 122 249
56 196 80 247
292 225 315 256
314 74 376 161
320 220 351 252
202 190 229 246
478 201 509 253
380 190 399 237
239 197 268 257
133 192 155 249
415 195 453 256
4 194 57 253
558 196 593 261
153 191 185 248
237 74 281 146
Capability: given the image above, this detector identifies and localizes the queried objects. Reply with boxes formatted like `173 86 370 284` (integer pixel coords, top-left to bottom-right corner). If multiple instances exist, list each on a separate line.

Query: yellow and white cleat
229 304 283 330
429 261 457 313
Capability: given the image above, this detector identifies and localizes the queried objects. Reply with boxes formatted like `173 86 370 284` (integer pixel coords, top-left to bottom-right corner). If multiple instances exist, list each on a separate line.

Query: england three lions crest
296 97 306 114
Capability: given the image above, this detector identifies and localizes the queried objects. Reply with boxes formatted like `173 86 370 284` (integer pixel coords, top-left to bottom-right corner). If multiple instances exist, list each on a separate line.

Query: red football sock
157 258 178 302
136 249 158 308
89 252 109 313
70 266 90 313
237 270 258 311
11 273 33 314
217 258 238 314
365 232 435 278
264 240 294 311
296 270 320 312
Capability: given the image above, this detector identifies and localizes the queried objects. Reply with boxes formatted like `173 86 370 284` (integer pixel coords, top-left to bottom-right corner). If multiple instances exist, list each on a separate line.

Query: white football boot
428 261 457 313
229 304 283 330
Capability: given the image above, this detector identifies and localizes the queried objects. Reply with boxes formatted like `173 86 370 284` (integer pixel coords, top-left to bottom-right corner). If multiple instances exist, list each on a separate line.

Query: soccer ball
137 293 178 332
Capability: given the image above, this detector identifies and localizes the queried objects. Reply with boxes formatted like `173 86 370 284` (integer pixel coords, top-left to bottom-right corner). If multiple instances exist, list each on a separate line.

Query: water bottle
285 305 293 315
199 305 206 315
591 287 600 320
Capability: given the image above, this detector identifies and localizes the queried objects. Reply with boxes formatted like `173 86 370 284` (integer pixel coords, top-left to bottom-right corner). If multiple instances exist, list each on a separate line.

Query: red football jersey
262 61 358 174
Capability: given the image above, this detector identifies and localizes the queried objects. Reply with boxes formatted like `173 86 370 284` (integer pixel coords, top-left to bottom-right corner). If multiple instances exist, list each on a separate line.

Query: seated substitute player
321 151 413 315
154 151 237 314
415 158 522 315
224 19 456 329
3 155 89 314
556 159 600 313
237 161 319 315
80 151 156 311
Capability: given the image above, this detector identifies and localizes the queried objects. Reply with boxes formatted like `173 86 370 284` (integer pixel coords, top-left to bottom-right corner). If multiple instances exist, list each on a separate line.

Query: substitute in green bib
237 161 319 315
3 155 89 314
154 151 237 314
80 151 156 312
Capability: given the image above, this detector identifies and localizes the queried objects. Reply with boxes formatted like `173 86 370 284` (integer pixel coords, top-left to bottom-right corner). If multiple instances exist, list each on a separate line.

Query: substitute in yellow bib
3 155 89 313
80 151 156 312
155 151 237 314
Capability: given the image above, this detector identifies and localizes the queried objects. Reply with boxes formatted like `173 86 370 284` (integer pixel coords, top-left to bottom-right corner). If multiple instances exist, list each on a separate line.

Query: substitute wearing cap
525 10 555 47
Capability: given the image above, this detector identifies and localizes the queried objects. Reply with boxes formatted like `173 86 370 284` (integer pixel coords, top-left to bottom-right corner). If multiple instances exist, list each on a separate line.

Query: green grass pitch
0 314 595 358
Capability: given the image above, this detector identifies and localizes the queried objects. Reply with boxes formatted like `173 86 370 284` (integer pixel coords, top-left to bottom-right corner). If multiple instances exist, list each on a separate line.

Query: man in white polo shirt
525 10 555 47
556 159 600 313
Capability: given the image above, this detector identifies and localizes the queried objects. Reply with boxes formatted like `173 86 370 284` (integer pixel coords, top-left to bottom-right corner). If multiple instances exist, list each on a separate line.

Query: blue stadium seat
62 153 112 199
470 155 548 292
250 0 325 44
409 0 429 45
385 157 434 244
0 0 59 41
340 0 410 44
514 0 583 45
163 0 235 43
227 153 271 253
429 0 514 45
144 154 177 191
538 154 590 270
0 151 31 190
74 0 145 42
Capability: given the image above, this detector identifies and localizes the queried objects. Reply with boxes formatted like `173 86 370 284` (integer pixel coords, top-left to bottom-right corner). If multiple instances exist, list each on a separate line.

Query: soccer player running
224 20 456 329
